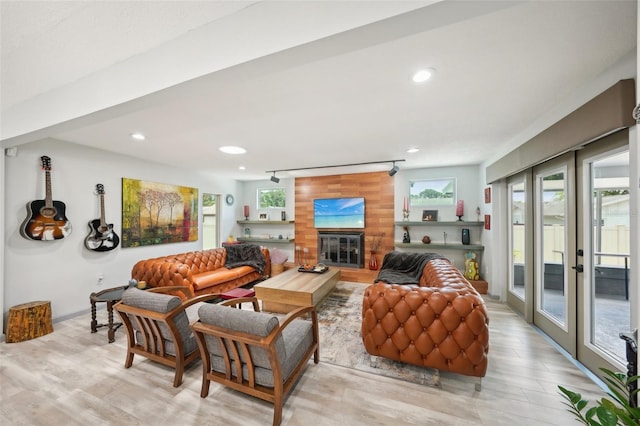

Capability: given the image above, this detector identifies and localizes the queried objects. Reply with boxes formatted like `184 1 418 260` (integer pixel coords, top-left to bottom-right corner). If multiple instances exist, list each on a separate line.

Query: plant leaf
594 406 618 426
559 386 583 404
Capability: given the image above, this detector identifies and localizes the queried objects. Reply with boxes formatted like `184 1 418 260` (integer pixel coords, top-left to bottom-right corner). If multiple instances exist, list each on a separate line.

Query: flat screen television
314 197 365 228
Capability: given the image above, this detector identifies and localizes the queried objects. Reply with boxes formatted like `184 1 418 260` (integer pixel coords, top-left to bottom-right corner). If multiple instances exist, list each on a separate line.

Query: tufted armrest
131 258 194 289
361 279 489 378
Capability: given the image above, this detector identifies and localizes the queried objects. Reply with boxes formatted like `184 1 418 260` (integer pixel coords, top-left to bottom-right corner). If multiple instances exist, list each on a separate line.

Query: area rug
316 281 439 387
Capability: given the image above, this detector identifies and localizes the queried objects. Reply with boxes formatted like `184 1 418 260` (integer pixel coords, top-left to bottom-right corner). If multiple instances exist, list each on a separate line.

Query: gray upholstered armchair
114 286 218 387
190 297 319 426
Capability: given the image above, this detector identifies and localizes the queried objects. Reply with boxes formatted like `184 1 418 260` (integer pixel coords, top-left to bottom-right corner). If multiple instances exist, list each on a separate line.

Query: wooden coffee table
254 267 341 313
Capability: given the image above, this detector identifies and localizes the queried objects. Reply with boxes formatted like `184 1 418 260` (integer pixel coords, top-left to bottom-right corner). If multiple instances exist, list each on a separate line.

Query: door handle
572 264 584 273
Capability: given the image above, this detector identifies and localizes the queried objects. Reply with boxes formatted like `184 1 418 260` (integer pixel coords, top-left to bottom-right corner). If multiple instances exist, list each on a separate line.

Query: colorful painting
121 178 198 247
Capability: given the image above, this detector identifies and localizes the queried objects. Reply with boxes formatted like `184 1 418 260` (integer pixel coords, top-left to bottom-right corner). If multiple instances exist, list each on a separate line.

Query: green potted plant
558 368 639 426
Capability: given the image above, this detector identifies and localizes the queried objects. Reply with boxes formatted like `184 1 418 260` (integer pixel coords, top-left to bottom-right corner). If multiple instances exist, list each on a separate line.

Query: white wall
394 165 487 274
0 152 5 336
2 138 237 323
239 178 296 262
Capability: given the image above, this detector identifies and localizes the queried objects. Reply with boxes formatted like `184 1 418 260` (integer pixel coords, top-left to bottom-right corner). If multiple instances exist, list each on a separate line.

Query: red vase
369 251 379 270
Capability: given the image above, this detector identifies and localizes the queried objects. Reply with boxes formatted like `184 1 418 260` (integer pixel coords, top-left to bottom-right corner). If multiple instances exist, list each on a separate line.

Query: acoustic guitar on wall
20 155 72 241
85 184 120 251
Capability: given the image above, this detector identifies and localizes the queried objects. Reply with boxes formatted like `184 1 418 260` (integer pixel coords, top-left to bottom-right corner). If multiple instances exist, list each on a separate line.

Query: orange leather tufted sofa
131 247 271 297
361 258 489 387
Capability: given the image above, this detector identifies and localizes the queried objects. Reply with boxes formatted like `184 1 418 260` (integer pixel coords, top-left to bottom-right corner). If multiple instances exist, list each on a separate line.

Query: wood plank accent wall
294 171 395 283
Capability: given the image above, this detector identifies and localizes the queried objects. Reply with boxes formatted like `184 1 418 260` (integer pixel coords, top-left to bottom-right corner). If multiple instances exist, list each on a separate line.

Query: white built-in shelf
395 221 484 227
237 237 294 244
394 242 484 251
237 220 295 225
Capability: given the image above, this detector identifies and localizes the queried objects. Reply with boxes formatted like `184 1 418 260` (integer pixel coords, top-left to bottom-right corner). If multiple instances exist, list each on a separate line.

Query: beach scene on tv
314 197 365 228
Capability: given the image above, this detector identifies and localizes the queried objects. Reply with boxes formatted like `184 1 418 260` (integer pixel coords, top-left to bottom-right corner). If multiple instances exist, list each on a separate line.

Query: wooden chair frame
114 286 219 387
190 297 319 426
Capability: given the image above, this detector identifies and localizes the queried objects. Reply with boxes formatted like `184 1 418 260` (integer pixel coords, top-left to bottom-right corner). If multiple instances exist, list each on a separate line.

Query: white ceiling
1 1 637 181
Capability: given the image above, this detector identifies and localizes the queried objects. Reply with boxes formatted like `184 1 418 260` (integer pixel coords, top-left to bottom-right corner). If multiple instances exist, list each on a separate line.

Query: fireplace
317 231 364 268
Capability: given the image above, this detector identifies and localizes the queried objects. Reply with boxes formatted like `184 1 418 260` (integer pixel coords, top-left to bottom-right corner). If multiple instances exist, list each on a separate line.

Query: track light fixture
388 162 399 176
266 159 404 179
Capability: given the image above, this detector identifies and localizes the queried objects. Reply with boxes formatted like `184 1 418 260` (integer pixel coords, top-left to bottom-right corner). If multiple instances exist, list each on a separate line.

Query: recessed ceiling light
412 68 435 83
219 146 247 154
130 132 146 141
239 166 246 170
407 148 420 153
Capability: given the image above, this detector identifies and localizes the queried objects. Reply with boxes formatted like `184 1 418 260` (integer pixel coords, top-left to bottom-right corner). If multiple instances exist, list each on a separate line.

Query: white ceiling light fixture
412 68 435 83
219 146 247 154
238 166 246 170
130 132 146 141
407 148 420 153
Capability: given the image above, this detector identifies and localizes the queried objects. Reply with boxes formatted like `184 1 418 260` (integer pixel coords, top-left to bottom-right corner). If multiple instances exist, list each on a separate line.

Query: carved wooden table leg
106 301 115 343
90 298 98 333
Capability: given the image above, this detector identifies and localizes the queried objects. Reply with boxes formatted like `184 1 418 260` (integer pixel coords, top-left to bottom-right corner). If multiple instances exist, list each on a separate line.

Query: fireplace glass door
318 232 364 268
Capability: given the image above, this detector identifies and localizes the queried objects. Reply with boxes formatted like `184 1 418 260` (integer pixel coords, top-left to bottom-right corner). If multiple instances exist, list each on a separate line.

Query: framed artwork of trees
121 178 198 247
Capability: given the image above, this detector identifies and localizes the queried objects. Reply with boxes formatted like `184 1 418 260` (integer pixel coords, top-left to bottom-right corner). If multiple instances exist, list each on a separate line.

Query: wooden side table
90 285 128 343
469 279 488 294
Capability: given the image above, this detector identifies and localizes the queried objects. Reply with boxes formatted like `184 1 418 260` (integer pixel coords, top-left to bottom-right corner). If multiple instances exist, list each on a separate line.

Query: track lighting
266 159 404 179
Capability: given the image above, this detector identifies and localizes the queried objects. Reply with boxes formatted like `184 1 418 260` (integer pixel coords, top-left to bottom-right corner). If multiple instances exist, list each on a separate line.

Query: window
409 178 456 206
258 188 286 209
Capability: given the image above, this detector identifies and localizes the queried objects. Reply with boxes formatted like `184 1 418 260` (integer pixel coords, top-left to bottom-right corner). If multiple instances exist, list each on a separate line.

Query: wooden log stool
6 301 54 343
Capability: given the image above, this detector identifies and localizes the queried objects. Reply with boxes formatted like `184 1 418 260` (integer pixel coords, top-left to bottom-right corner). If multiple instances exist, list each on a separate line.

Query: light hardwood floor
1 287 608 425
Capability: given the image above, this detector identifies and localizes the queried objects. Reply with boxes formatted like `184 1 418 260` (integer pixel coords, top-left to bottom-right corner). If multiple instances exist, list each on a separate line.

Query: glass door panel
538 169 568 325
591 151 630 361
577 131 631 376
507 172 533 321
533 153 576 356
202 193 219 249
509 180 526 300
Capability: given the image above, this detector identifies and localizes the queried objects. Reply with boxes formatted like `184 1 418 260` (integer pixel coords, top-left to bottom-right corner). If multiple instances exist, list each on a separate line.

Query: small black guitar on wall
85 184 120 251
20 156 72 241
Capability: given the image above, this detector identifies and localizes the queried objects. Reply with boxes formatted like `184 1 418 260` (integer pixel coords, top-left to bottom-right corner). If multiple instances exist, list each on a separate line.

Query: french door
507 130 633 377
532 153 577 355
507 172 533 322
576 131 631 374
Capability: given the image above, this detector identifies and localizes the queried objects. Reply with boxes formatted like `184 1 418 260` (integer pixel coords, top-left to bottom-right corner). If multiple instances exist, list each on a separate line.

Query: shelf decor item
402 196 410 221
369 251 379 270
243 205 249 220
402 226 411 243
422 210 438 222
456 200 464 221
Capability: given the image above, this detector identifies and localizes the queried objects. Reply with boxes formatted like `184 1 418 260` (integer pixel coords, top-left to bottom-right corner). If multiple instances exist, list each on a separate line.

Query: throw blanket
225 244 266 275
374 251 445 285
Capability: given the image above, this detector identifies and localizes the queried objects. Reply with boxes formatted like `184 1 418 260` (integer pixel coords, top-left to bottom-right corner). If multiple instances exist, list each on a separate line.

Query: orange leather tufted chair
361 258 489 389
